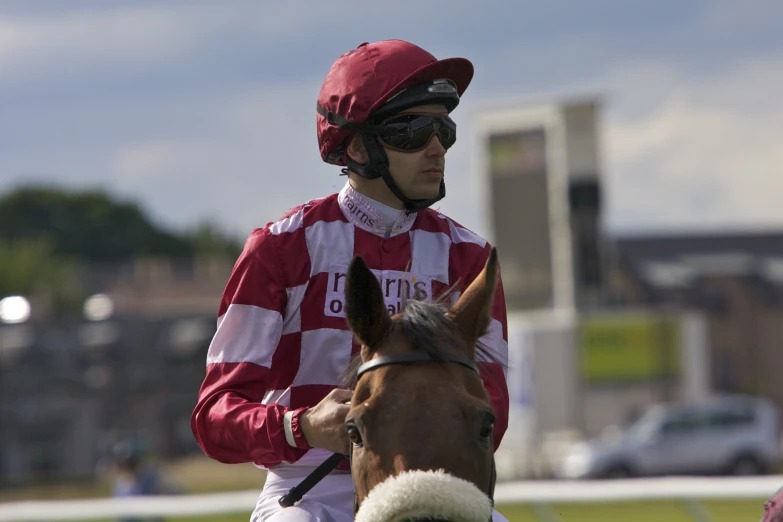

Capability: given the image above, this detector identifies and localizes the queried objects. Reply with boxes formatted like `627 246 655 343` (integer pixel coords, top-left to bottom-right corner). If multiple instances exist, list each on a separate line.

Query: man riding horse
191 39 511 521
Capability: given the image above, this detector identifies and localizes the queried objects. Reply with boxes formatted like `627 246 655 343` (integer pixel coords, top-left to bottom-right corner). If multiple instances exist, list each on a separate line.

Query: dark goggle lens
380 115 457 151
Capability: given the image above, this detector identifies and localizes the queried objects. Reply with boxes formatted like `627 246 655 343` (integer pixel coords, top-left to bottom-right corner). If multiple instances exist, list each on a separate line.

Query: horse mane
339 291 506 390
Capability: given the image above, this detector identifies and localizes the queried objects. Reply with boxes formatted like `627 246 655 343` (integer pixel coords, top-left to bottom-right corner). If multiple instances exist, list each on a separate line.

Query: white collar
337 182 417 237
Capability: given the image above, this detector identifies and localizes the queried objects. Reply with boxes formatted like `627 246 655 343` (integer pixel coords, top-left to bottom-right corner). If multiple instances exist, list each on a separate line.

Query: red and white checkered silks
191 183 509 471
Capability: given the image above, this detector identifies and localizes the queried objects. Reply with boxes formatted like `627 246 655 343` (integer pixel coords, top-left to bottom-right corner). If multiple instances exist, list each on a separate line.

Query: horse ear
345 255 391 351
447 248 499 351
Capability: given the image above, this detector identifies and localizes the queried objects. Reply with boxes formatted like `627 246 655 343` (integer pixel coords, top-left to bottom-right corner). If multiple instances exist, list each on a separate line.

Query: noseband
279 352 497 519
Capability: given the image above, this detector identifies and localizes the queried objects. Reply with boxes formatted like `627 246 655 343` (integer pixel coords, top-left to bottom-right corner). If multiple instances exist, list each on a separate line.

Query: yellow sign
579 314 681 383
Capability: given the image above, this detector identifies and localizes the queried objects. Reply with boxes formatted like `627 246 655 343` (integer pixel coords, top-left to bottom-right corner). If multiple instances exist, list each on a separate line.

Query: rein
278 352 496 518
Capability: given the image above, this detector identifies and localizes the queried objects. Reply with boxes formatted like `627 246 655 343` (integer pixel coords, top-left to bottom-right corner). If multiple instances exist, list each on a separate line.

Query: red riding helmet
317 40 474 167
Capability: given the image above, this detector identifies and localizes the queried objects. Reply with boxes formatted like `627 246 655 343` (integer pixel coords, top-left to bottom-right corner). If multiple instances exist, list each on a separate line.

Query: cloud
434 51 783 238
0 0 459 85
107 82 343 236
604 54 783 232
42 49 783 242
2 1 782 241
0 4 215 78
698 0 783 37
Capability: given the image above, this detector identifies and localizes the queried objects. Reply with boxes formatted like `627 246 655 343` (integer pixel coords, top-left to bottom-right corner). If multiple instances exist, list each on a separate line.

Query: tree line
0 185 243 315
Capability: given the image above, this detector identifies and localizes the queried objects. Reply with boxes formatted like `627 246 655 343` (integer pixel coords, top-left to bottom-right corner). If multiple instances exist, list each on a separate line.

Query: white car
557 395 782 479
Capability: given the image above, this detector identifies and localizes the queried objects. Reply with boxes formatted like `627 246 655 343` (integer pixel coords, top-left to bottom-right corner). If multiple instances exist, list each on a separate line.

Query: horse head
342 248 500 522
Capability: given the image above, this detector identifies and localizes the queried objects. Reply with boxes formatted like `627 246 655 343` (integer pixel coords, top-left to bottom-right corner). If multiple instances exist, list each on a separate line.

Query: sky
1 0 782 242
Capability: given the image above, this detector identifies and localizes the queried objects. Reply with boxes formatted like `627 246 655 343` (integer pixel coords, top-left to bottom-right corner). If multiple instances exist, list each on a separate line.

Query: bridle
355 352 481 379
279 352 497 520
351 352 497 517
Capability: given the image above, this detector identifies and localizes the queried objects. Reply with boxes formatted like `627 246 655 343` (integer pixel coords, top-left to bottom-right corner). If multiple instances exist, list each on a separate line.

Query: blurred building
608 231 783 413
477 97 783 478
0 257 232 486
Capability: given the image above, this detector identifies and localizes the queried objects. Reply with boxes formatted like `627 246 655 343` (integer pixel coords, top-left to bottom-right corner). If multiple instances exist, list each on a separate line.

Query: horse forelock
399 300 460 360
339 294 504 389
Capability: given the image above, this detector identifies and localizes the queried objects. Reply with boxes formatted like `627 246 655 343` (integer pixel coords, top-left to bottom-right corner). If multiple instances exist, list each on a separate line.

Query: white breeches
251 467 509 522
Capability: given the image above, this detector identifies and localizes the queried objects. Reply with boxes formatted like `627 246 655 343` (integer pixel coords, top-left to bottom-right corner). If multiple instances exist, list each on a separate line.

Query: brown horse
341 248 503 522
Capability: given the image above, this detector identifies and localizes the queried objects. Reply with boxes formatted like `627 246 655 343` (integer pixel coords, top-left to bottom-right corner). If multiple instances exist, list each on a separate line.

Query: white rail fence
0 475 780 521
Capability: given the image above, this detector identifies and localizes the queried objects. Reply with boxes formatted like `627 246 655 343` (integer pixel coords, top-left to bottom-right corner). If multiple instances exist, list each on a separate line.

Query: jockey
191 39 510 522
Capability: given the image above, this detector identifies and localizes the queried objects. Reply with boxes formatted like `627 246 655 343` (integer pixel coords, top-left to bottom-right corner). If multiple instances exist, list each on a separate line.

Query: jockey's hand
300 388 352 455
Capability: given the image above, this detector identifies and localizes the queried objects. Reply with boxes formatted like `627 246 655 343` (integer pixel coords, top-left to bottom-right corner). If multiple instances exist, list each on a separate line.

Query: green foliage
183 222 243 259
0 238 84 313
0 185 241 316
62 500 774 522
0 185 241 262
0 186 193 261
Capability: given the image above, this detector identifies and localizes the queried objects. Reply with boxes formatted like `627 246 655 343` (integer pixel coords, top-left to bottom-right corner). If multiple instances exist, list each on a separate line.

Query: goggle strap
317 104 390 136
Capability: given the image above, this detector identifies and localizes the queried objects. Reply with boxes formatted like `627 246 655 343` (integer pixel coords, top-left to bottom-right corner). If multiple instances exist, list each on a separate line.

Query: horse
340 248 503 522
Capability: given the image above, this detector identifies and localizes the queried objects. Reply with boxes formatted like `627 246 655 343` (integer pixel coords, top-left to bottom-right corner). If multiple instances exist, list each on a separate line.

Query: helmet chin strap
381 170 445 213
344 133 445 213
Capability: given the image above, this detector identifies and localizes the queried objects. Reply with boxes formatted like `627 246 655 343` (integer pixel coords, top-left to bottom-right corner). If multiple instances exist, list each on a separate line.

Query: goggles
376 114 457 152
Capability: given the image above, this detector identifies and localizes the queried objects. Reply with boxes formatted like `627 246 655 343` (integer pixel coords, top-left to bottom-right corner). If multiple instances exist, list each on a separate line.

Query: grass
498 499 767 521
0 455 770 521
0 455 265 502
78 499 767 522
163 455 266 494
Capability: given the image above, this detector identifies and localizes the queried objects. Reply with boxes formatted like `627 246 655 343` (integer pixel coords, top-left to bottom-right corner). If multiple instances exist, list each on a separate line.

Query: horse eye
346 423 363 448
480 420 494 441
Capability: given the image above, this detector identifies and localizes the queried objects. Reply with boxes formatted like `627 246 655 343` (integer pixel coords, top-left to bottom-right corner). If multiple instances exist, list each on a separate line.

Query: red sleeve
190 228 310 467
474 246 510 452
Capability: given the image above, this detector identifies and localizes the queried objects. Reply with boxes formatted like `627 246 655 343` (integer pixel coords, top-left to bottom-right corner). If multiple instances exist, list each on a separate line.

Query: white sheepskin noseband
354 469 492 522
